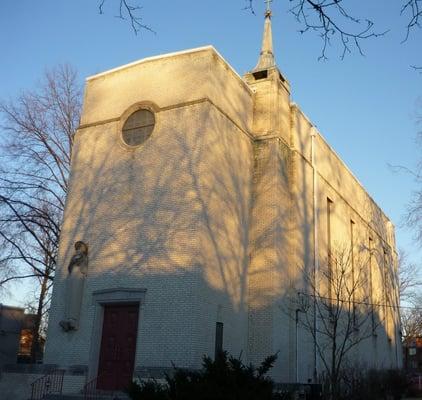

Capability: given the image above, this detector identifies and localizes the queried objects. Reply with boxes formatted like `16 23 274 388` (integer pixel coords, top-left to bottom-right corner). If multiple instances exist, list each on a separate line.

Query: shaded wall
45 48 254 374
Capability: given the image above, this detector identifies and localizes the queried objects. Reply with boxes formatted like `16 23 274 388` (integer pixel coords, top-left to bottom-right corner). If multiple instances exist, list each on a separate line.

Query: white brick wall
46 84 253 374
45 47 401 388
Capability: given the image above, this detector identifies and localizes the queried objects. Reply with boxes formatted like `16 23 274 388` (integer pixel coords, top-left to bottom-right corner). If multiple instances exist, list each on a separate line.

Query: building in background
404 337 422 372
43 6 402 394
0 304 41 366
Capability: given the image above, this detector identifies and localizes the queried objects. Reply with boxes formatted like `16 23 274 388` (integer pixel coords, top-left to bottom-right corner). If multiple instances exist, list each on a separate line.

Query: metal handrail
30 369 65 400
83 373 114 400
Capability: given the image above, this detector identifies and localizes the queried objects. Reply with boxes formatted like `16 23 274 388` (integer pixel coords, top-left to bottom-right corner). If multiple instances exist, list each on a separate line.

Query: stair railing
83 373 114 400
30 369 65 400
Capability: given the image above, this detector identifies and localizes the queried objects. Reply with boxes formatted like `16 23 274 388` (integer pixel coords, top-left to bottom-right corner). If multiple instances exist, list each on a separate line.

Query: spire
253 0 276 72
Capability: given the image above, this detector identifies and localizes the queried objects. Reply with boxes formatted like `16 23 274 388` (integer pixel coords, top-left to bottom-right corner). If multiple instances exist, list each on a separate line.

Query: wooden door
97 304 139 391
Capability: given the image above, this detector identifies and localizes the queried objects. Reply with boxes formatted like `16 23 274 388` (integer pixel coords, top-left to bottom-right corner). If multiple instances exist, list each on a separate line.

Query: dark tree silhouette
0 64 81 361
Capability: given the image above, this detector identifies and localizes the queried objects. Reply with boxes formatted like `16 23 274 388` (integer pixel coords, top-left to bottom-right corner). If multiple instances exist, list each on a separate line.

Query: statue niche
59 241 88 332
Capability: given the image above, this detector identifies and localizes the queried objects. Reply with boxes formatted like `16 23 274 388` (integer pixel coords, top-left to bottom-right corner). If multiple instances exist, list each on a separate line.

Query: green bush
127 351 278 400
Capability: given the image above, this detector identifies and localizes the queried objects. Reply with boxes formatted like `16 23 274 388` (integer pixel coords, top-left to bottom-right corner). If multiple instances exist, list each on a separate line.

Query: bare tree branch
0 274 40 286
288 0 387 60
98 0 155 34
404 105 422 241
398 248 422 303
401 301 422 341
401 0 422 42
292 245 384 399
0 64 81 361
243 0 256 15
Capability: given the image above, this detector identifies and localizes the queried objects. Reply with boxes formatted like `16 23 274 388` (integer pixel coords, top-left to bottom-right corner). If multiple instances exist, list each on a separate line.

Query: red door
97 304 139 391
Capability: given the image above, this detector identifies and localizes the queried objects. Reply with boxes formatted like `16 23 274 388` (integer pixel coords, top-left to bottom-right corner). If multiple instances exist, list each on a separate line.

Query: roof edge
291 102 394 227
86 46 249 91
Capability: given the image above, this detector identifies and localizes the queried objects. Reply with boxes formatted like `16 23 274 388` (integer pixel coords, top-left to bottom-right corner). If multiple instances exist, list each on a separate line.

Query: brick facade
44 45 401 388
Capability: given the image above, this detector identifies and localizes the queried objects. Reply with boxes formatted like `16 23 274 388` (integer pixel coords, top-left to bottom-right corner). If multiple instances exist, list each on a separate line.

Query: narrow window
327 198 333 301
350 220 356 327
368 237 376 334
215 322 224 359
383 248 389 339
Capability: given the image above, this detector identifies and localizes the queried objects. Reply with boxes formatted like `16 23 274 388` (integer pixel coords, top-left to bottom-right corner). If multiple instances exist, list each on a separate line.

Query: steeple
253 0 276 72
244 0 290 142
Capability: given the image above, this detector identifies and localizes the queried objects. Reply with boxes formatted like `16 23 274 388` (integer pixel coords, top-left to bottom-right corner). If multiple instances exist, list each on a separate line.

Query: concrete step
44 392 130 400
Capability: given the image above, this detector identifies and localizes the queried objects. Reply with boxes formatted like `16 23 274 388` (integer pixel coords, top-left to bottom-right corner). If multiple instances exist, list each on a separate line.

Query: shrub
128 351 278 400
127 378 168 400
323 367 409 400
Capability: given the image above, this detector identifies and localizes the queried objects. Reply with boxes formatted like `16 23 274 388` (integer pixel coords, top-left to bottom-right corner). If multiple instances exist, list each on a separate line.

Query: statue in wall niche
59 241 88 332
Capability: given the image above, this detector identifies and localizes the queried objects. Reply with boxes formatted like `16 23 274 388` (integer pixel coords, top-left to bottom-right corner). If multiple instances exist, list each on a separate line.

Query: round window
122 109 155 146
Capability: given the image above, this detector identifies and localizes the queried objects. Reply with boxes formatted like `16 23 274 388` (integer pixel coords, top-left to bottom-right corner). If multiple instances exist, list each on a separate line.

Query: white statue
59 241 88 332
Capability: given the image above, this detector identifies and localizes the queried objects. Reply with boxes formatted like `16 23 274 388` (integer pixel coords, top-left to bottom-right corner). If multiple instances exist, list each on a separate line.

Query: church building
44 5 402 393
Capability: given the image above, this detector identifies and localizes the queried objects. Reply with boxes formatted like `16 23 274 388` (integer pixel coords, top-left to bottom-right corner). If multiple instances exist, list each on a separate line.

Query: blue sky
0 0 421 305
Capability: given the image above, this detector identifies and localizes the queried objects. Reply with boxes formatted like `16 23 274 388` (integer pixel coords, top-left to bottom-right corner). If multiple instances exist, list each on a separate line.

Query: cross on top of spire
265 0 272 17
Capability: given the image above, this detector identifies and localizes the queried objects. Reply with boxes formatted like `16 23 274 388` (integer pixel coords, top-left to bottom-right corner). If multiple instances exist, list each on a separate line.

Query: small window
122 109 155 147
252 70 268 80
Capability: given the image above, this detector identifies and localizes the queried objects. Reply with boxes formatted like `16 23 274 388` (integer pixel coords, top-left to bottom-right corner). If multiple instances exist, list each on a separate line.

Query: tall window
350 220 356 326
326 198 333 300
383 248 390 341
368 237 376 334
215 322 224 359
